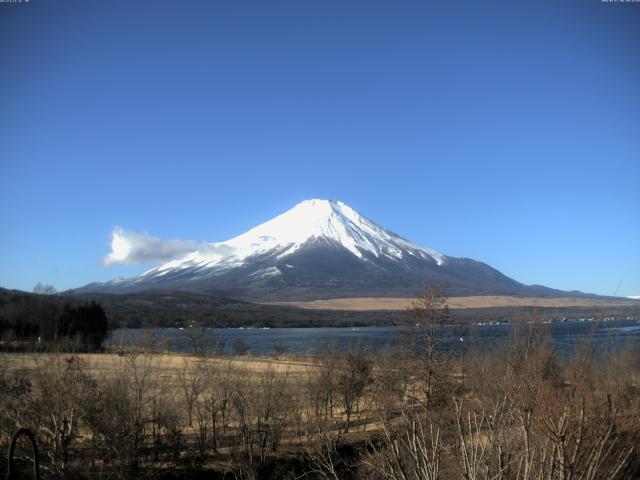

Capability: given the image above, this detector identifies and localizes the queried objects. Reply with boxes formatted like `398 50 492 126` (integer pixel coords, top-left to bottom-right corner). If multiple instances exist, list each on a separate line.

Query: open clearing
267 295 639 311
0 351 317 377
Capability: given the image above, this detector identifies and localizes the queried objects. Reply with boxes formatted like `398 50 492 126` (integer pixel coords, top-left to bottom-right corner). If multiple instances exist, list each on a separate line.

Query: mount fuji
78 199 583 301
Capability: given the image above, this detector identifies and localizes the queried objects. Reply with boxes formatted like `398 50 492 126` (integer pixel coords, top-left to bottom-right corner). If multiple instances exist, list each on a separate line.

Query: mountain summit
79 199 579 300
147 199 445 276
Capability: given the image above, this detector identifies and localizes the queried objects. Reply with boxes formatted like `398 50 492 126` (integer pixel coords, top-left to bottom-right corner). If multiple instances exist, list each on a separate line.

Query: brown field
0 351 316 377
1 337 639 479
267 295 638 311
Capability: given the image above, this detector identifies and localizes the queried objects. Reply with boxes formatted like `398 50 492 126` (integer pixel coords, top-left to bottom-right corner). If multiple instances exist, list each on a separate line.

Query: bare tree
181 327 223 356
202 359 235 452
273 342 287 356
406 283 450 408
305 430 344 480
233 338 250 356
254 366 291 459
26 354 95 474
82 348 160 475
308 349 338 425
33 282 57 295
361 409 442 480
337 347 373 433
178 359 204 427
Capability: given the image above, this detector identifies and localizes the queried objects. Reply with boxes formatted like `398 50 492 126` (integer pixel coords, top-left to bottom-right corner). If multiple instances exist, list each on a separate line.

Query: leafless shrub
201 358 235 452
233 338 250 356
82 349 161 476
178 358 204 427
305 430 344 480
375 346 411 413
360 409 442 480
404 283 450 408
254 366 292 459
0 370 32 445
459 325 640 480
337 346 373 433
307 348 338 429
1 311 638 479
274 342 287 356
181 327 224 356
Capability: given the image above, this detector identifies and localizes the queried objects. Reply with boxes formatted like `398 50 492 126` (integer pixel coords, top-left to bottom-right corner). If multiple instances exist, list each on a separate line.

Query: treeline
2 287 639 331
73 289 640 329
0 289 108 351
72 290 400 328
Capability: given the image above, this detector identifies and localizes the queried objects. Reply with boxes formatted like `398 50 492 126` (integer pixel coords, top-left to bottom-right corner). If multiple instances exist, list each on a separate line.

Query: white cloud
103 227 202 266
628 294 640 300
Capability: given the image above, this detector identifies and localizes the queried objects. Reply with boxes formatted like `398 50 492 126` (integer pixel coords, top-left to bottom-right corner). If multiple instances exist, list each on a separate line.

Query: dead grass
266 295 638 311
0 351 316 377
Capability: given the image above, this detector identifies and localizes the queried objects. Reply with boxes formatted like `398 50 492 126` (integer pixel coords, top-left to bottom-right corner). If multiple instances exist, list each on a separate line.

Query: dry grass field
268 295 639 311
2 286 640 480
0 351 316 377
2 327 639 479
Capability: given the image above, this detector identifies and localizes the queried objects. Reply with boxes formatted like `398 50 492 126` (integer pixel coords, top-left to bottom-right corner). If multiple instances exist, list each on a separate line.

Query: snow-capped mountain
142 199 444 279
78 199 578 300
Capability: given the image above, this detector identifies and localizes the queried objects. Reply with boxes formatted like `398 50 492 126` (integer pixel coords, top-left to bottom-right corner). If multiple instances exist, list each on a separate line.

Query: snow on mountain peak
142 199 444 279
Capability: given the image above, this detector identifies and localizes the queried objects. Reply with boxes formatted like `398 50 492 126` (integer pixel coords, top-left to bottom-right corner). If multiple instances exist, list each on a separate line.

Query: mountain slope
77 199 592 301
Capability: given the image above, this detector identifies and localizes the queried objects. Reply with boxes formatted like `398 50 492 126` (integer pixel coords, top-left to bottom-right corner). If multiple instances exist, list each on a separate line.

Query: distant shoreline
266 295 640 311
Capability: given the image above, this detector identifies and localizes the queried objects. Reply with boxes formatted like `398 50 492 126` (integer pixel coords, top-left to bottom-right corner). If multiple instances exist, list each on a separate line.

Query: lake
108 318 640 357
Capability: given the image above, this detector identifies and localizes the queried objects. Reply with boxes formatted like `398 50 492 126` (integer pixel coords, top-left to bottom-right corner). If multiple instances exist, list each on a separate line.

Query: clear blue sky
1 0 639 297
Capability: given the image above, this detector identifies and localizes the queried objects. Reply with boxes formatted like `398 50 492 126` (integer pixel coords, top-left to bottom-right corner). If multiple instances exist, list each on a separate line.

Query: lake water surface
109 318 640 357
